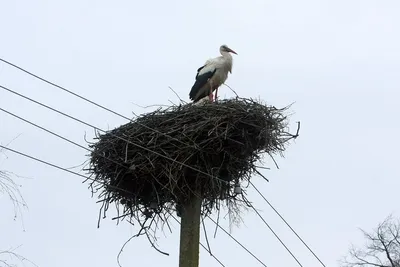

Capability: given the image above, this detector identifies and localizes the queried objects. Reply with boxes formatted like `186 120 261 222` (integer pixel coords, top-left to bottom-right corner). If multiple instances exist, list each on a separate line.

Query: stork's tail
193 95 211 105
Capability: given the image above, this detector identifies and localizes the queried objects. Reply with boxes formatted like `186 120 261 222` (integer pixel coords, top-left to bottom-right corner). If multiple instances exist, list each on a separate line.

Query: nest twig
85 97 298 249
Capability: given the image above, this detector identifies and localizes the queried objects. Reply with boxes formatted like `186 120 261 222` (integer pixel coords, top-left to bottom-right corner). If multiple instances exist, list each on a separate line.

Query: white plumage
189 45 237 102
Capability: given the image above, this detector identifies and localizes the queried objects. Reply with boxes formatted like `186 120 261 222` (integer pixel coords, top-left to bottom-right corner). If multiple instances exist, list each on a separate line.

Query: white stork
189 45 237 103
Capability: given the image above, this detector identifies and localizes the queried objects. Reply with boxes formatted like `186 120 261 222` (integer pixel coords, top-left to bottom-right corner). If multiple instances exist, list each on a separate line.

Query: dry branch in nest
85 97 297 240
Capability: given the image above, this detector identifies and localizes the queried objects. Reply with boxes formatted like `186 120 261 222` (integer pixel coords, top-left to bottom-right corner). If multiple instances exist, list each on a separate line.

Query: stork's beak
228 48 238 55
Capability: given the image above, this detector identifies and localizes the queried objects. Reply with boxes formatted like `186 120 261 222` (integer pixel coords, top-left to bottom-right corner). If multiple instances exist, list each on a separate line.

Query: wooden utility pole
178 193 202 267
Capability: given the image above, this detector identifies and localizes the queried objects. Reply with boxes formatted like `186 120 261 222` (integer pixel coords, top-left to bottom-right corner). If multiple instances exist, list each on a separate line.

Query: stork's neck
220 51 233 73
221 51 233 60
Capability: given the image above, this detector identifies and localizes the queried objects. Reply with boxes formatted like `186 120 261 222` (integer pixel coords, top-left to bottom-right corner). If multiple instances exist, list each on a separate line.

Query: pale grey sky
1 0 400 266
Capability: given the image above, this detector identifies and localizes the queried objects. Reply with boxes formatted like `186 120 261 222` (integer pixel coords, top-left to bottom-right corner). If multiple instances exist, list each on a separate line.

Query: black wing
189 66 216 102
195 65 205 79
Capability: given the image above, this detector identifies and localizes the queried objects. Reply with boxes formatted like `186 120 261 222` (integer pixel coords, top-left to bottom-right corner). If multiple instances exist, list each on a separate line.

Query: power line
0 106 268 267
0 58 132 120
0 60 322 266
0 82 298 267
0 58 195 149
250 204 303 267
0 145 90 186
250 181 326 267
207 216 268 267
0 84 227 184
0 144 226 267
0 107 127 170
0 147 133 197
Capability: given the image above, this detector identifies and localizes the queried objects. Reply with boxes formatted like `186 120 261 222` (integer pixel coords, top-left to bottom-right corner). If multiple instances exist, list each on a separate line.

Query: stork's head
220 44 238 55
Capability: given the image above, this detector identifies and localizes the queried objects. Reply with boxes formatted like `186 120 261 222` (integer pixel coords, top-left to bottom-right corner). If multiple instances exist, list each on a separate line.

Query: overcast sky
1 1 400 266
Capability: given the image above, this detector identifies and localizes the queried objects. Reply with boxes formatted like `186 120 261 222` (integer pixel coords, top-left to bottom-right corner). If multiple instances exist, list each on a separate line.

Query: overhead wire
249 203 303 267
0 143 227 267
0 106 268 267
0 66 305 266
0 107 128 170
1 84 270 266
250 181 326 267
0 58 195 149
0 58 325 267
0 58 131 120
207 216 268 267
0 84 228 184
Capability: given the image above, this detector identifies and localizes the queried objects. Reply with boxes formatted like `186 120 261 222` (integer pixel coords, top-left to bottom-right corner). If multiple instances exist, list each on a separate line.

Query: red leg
209 81 214 102
214 88 218 101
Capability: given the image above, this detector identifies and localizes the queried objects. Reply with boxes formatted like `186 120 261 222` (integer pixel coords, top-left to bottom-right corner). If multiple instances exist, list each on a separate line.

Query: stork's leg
214 87 218 102
209 81 213 102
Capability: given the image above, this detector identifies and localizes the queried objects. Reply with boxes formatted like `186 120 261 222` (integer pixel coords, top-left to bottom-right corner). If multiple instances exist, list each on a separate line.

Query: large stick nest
86 97 296 225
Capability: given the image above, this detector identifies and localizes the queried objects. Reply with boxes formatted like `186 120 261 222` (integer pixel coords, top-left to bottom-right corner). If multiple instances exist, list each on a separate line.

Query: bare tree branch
0 170 27 222
1 140 36 267
0 246 38 267
341 215 400 267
